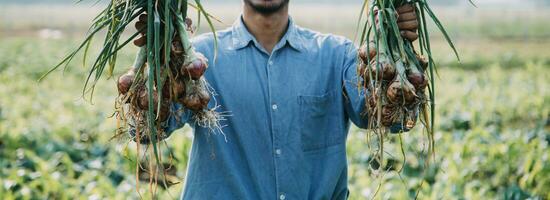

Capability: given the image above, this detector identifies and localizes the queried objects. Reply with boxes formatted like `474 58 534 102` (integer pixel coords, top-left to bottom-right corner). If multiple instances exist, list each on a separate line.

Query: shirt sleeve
164 102 194 134
341 41 370 129
127 102 193 144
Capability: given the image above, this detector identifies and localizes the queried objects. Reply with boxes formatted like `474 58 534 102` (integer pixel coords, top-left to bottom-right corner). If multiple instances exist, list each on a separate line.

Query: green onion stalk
40 0 222 196
356 0 464 185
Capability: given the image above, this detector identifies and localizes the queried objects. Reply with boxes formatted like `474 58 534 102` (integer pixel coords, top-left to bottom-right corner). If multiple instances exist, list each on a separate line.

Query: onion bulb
117 70 135 95
182 78 210 111
172 80 186 100
407 64 427 91
134 86 170 121
386 78 417 104
404 109 418 130
136 87 157 110
358 43 377 63
367 58 396 81
416 54 428 71
182 53 208 80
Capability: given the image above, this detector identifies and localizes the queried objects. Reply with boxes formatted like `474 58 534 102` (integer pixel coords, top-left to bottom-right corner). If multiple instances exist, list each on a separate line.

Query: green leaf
194 0 218 60
422 2 460 61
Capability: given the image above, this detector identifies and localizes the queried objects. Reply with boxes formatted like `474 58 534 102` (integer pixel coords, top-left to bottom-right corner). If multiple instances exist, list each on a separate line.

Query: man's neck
242 4 289 54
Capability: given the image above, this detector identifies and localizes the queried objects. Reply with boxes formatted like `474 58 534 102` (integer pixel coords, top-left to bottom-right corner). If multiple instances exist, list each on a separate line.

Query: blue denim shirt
165 17 368 200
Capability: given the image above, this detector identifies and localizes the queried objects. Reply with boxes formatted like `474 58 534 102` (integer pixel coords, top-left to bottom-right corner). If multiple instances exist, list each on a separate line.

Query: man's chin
245 0 289 15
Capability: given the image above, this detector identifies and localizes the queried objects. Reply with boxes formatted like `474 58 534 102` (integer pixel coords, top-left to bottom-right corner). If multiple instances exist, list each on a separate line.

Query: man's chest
205 48 343 104
202 47 348 151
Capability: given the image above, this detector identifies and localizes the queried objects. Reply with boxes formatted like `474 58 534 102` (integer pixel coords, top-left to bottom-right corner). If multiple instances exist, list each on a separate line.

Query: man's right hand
373 4 419 42
132 14 194 47
133 14 148 47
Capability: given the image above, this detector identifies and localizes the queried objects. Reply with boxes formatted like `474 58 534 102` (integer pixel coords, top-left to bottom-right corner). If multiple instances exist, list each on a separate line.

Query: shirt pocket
298 90 344 152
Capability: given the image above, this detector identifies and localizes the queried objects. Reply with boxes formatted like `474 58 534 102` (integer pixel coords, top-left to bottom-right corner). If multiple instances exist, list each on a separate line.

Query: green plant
38 0 220 197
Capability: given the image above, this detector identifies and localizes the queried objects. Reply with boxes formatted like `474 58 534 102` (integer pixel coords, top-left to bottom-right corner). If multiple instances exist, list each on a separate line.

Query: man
129 0 418 199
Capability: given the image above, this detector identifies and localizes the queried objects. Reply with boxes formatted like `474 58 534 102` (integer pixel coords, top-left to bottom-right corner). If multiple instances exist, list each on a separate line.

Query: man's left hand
396 4 418 42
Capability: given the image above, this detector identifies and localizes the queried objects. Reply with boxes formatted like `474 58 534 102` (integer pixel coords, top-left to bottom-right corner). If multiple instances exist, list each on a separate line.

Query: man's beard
244 0 289 15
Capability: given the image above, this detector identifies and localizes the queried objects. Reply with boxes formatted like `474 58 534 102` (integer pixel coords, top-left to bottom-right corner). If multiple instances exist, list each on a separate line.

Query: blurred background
0 0 548 199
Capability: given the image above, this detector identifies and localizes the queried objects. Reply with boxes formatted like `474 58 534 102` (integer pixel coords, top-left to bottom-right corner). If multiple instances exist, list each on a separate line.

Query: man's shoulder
191 27 233 54
191 25 355 54
295 26 353 50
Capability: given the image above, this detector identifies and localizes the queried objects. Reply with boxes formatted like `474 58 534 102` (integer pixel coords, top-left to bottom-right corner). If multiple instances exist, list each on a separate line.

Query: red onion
386 79 416 104
182 53 208 80
117 70 135 95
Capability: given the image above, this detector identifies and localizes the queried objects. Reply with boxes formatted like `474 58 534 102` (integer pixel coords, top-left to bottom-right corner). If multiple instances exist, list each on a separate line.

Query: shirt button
272 104 278 110
268 61 274 65
275 149 282 155
279 194 286 200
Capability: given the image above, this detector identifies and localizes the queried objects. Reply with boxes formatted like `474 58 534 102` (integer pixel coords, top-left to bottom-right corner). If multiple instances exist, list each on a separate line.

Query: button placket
267 53 287 200
266 54 280 198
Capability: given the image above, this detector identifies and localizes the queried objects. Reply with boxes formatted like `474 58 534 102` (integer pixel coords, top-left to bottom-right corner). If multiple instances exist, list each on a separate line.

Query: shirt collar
231 15 304 52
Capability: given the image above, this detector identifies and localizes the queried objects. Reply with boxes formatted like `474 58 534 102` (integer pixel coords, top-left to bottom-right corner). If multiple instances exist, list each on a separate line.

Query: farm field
0 2 549 200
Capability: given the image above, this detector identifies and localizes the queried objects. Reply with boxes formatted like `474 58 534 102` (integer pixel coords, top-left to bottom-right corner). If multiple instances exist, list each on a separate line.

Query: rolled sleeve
341 41 369 129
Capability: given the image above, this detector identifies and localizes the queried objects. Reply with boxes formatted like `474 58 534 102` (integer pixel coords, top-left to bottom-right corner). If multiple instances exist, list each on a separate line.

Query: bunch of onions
356 0 463 189
358 43 426 134
41 0 221 196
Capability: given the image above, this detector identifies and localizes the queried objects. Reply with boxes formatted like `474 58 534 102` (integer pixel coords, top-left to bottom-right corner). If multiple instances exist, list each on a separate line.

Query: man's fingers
133 36 146 47
398 12 416 22
372 4 419 41
401 30 418 42
398 20 418 30
396 4 414 13
135 21 147 34
138 14 148 22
